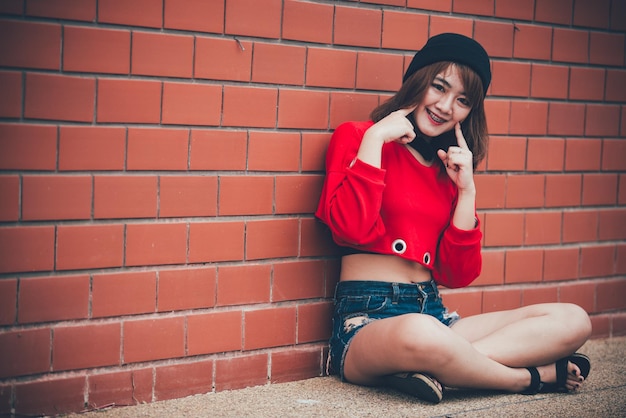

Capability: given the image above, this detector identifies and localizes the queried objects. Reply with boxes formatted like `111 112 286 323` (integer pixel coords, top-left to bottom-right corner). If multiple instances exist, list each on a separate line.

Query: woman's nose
436 94 454 114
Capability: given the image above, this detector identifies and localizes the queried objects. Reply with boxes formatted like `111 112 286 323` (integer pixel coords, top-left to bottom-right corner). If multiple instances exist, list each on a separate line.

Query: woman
315 33 592 403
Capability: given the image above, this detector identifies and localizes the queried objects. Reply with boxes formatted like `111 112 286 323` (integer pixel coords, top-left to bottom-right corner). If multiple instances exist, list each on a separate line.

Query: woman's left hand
437 123 475 193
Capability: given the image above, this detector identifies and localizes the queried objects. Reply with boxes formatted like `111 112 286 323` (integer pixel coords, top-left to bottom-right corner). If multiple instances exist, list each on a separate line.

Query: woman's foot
381 372 444 403
523 353 590 394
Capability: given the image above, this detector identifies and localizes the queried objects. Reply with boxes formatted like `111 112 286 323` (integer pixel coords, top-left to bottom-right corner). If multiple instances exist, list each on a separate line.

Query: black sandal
523 353 591 394
381 372 443 403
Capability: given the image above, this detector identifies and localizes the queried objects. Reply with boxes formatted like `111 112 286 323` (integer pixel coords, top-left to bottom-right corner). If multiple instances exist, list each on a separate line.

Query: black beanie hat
403 33 491 94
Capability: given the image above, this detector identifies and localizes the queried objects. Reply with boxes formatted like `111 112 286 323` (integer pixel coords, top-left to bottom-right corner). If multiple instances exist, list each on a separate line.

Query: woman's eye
458 97 471 107
432 83 445 92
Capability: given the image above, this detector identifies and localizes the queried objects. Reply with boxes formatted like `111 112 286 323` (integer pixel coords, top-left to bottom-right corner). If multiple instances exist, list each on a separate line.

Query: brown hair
370 62 489 168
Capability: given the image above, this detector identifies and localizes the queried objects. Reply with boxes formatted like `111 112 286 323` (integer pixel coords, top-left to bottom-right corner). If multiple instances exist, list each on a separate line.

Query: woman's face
413 65 472 139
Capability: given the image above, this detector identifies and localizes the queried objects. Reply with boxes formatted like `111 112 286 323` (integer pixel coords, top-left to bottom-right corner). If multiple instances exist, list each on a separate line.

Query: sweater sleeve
315 122 388 246
432 218 483 289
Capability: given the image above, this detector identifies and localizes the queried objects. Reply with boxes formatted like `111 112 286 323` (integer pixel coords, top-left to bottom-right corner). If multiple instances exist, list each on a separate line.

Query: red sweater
315 121 482 289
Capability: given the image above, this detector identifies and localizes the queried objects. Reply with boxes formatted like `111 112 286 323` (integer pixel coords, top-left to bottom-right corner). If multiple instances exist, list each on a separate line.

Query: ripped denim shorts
327 279 460 380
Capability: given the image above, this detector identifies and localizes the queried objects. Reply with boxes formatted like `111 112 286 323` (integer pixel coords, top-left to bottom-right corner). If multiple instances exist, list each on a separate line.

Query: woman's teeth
428 109 446 123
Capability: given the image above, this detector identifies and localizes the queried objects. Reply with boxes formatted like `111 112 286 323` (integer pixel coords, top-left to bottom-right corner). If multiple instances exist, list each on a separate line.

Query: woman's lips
427 109 447 125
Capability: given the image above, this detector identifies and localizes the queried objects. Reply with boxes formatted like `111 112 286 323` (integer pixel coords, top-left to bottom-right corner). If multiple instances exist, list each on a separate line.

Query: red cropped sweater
315 121 482 289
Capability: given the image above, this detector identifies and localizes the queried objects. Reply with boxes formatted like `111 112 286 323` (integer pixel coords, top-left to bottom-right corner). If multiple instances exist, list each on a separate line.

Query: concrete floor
70 336 626 418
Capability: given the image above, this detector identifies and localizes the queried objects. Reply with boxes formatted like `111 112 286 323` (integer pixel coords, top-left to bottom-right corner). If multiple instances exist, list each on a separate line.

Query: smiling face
413 64 472 139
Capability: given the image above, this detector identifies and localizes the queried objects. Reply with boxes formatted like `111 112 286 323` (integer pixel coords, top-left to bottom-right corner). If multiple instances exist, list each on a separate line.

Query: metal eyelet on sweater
391 239 407 254
423 252 431 265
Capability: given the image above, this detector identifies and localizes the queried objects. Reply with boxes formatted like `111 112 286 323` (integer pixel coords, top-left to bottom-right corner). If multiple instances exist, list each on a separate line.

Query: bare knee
560 303 592 344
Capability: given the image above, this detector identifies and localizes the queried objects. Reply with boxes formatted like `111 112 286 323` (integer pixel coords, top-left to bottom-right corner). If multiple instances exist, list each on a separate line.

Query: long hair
370 62 489 168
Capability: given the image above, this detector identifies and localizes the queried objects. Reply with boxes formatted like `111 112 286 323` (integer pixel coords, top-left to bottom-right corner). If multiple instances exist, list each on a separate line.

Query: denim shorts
327 279 459 380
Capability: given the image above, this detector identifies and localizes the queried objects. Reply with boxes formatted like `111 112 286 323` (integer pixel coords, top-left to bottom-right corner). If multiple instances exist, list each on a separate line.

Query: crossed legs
343 303 592 393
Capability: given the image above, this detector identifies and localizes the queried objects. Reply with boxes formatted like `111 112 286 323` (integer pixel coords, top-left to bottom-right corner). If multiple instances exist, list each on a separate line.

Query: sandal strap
521 367 543 395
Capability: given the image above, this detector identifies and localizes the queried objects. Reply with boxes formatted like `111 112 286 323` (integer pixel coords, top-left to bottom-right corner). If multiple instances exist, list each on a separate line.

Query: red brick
188 221 245 263
569 67 606 101
573 0 611 28
482 288 522 313
0 175 19 221
282 0 333 44
553 28 589 64
429 15 473 37
599 209 626 241
559 282 595 313
164 0 224 33
0 226 54 274
484 212 524 247
0 20 61 69
590 315 610 337
190 130 247 171
506 174 545 208
215 353 267 391
580 245 612 280
473 249 505 286
543 247 580 281
56 224 124 271
132 32 193 78
94 176 157 219
0 328 50 378
159 175 217 218
63 26 130 74
0 124 56 170
162 82 222 126
252 42 305 85
98 0 162 28
218 176 273 216
195 37 252 82
306 48 356 89
611 313 626 337
329 92 380 129
244 306 296 350
453 0 494 15
127 127 189 170
356 51 403 92
246 218 300 260
222 85 277 128
527 137 565 172
618 245 626 274
535 0 573 25
605 69 626 102
155 360 214 401
187 310 242 355
522 285 559 306
407 0 451 12
483 100 510 135
0 0 22 15
302 133 330 172
123 317 185 363
491 62 530 97
334 6 381 48
440 289 483 317
27 0 95 20
271 348 322 383
22 175 91 221
19 275 89 323
545 174 582 207
275 175 324 214
15 376 85 416
548 103 586 136
563 210 598 243
512 24 552 61
53 323 121 371
59 126 125 171
611 0 626 30
603 139 626 171
216 264 271 306
524 211 562 245
278 89 329 129
0 279 17 325
248 131 300 172
273 260 325 302
530 64 569 99
382 10 429 51
565 138 602 171
622 107 626 137
225 0 280 38
509 101 548 135
158 267 216 311
0 71 21 118
589 32 626 66
585 104 621 137
504 249 544 283
620 174 626 205
582 173 618 206
92 271 156 318
593 276 626 309
25 73 95 122
474 20 514 59
495 0 534 20
298 302 332 343
97 78 161 123
126 223 187 267
88 369 152 408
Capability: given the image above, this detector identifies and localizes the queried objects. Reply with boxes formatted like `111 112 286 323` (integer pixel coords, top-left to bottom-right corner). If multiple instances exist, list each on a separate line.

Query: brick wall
0 0 624 415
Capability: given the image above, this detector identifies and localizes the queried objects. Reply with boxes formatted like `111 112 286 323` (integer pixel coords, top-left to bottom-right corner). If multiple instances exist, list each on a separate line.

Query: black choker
408 135 436 162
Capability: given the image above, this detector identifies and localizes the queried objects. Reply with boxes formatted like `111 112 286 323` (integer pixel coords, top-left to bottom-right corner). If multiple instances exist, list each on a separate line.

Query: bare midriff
340 253 432 284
